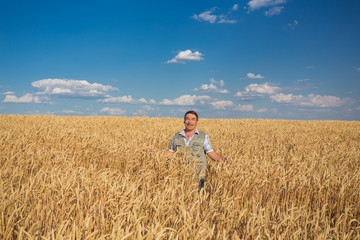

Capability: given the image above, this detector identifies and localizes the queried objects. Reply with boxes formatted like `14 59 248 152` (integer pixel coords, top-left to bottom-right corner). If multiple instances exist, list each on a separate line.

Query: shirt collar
180 128 199 137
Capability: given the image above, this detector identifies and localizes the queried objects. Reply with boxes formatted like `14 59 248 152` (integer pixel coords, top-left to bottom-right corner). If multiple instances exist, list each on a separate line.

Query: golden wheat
0 115 359 239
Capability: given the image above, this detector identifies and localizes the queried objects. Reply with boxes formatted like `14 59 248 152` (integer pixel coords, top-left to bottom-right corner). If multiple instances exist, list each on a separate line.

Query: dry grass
0 115 359 239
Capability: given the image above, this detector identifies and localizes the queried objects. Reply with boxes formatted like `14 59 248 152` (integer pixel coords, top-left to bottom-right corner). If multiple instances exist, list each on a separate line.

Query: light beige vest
173 131 207 179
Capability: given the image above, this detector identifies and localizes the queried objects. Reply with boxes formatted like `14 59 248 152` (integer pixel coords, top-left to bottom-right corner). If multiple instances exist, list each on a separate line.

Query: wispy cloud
234 104 254 112
32 79 118 98
25 109 85 116
167 50 204 64
210 100 233 109
192 4 239 24
235 82 281 100
247 0 287 16
270 93 354 107
285 20 298 30
295 78 310 83
100 107 126 115
99 95 156 104
257 108 268 113
159 95 211 105
353 66 360 72
265 6 284 16
61 110 82 115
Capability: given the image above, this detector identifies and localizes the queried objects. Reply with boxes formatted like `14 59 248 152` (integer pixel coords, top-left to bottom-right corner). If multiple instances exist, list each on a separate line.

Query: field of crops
0 115 359 239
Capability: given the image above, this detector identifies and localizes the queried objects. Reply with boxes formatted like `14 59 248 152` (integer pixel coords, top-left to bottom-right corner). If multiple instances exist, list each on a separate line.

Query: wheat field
0 115 359 239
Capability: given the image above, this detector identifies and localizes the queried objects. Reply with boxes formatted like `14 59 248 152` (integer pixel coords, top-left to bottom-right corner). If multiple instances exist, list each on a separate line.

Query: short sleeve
169 135 176 152
203 134 213 154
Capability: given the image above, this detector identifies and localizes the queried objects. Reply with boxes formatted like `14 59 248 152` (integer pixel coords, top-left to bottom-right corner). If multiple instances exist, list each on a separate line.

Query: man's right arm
165 150 174 158
166 135 176 158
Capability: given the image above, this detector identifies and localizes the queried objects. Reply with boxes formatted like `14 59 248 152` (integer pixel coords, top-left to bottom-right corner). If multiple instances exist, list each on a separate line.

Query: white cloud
167 50 204 64
2 93 51 104
270 93 353 108
192 6 238 24
271 93 301 103
235 82 281 100
210 78 224 87
232 4 239 11
159 95 211 105
0 91 15 95
211 100 233 109
353 66 360 72
234 104 254 112
356 106 360 111
100 107 126 115
133 105 161 117
3 94 33 103
247 72 264 79
192 9 218 23
32 78 118 97
248 0 286 9
98 95 155 104
247 0 286 16
305 66 314 69
198 84 229 93
245 83 280 94
194 79 229 94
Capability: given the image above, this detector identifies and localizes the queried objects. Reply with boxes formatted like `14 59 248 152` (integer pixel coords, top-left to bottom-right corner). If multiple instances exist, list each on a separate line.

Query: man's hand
148 146 160 153
223 157 232 164
207 151 231 164
165 150 174 158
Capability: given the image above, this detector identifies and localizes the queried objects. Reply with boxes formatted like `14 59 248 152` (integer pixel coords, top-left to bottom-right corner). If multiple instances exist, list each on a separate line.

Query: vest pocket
191 142 201 148
174 144 182 151
191 143 202 157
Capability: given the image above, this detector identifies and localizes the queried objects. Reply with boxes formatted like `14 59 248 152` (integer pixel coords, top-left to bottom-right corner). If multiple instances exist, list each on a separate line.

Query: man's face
184 113 198 132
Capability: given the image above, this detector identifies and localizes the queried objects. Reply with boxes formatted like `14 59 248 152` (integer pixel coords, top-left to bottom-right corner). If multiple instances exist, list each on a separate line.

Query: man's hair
184 110 198 121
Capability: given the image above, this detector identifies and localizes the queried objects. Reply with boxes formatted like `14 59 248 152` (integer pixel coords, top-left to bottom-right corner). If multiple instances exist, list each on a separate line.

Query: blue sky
1 0 359 120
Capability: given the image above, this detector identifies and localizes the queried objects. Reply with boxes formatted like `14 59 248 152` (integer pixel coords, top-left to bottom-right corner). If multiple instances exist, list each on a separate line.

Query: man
167 110 230 193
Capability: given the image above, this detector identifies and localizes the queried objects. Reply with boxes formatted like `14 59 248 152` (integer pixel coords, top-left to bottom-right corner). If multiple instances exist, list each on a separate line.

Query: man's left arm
204 134 231 164
207 151 231 163
207 151 223 161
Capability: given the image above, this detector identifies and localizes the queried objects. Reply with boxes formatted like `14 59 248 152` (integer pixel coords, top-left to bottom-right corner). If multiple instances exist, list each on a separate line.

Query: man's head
184 110 198 132
184 110 198 121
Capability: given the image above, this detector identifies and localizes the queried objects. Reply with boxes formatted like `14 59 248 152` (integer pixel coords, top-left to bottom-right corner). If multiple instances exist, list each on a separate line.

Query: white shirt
169 128 213 154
